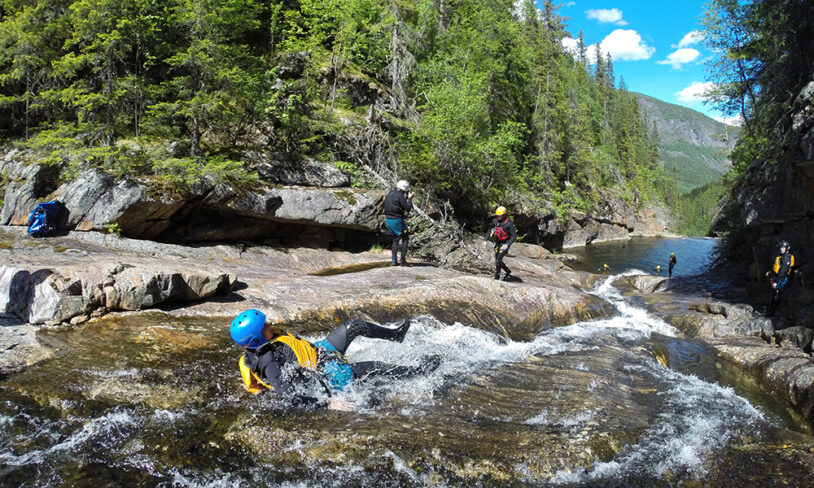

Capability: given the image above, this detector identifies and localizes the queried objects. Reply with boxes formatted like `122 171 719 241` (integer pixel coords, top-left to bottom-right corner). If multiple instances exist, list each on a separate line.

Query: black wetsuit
487 216 517 280
668 255 677 277
243 319 433 409
384 189 413 264
767 252 793 316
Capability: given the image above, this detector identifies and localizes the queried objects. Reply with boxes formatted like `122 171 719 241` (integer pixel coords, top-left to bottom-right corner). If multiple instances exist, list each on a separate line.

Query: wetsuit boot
347 318 411 343
350 354 441 380
391 237 400 266
399 234 410 266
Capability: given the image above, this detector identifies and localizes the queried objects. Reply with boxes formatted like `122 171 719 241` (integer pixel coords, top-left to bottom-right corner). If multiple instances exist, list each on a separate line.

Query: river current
1 257 812 485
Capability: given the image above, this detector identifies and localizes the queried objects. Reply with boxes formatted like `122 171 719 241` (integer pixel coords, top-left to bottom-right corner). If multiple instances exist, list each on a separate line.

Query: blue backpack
27 200 64 237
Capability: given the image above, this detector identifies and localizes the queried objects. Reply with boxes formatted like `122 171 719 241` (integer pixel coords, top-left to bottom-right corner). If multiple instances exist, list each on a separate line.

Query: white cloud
675 81 716 102
600 29 654 61
657 48 701 69
586 8 628 25
565 1 576 7
673 30 704 49
561 29 655 63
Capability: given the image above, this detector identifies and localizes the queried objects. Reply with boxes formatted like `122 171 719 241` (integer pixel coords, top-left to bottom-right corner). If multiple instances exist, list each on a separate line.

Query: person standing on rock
230 309 439 410
487 206 517 281
384 180 414 266
668 252 677 277
765 240 795 317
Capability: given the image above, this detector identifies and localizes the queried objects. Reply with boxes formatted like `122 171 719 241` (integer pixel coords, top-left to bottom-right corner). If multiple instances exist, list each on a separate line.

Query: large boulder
245 152 351 188
0 155 61 225
0 262 234 325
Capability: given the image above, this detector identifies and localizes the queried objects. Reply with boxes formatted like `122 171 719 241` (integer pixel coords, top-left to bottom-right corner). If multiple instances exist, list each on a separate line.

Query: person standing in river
764 240 795 317
668 252 677 277
487 206 517 281
230 309 440 411
384 180 414 266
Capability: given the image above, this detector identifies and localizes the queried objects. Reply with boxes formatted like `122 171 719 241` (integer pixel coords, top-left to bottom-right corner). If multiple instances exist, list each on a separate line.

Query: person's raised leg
325 319 411 354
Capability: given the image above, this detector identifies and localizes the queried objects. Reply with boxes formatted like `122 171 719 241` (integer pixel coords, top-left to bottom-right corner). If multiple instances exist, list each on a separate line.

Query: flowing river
2 256 813 485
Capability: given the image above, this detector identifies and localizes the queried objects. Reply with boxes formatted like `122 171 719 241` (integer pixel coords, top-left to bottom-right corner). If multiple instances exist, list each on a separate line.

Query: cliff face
729 81 814 326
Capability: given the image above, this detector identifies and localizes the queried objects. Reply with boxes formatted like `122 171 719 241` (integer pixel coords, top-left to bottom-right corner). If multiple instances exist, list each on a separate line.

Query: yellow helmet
495 206 507 216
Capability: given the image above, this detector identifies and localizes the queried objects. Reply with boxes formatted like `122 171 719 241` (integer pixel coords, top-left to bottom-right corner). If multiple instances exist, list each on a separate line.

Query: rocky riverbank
0 225 611 376
615 274 814 427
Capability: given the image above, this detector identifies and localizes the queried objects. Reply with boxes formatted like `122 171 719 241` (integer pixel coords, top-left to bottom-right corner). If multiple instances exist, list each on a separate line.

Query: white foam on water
0 408 141 469
550 358 766 484
316 317 592 412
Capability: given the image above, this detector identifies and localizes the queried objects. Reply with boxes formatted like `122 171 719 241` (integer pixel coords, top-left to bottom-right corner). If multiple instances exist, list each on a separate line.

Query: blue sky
554 1 734 124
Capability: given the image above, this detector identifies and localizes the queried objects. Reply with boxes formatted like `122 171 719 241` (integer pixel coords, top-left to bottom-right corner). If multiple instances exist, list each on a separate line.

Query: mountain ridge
634 92 739 193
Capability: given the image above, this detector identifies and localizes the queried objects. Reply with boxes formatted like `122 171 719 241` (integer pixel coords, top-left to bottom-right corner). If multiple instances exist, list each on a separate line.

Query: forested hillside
0 0 674 228
634 92 738 193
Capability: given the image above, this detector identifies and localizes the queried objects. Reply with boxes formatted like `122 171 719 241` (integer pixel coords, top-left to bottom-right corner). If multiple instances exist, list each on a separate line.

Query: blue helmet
230 309 267 347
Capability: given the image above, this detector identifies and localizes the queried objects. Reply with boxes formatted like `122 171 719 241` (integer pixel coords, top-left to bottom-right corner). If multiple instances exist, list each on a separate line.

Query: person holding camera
384 180 414 266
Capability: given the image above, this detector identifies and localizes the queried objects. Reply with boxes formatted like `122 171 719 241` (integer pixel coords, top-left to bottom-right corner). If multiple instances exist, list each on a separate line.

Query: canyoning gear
239 355 273 394
351 354 441 380
384 190 413 219
487 215 517 280
772 254 795 276
27 200 64 238
487 217 516 246
272 332 320 368
491 226 509 242
495 206 507 216
313 340 354 390
236 318 426 406
324 319 411 354
779 240 790 250
766 248 795 317
396 180 410 192
384 188 413 265
385 217 407 237
230 309 268 348
385 218 409 264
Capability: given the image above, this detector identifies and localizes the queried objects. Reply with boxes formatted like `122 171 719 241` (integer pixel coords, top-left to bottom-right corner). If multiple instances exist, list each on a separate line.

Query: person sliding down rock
486 206 518 281
230 310 440 411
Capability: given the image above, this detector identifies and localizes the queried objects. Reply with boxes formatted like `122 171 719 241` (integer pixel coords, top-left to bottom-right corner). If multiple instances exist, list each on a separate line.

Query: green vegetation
0 0 674 223
673 180 728 236
106 222 121 238
634 92 739 193
702 0 814 177
660 141 728 194
699 0 814 246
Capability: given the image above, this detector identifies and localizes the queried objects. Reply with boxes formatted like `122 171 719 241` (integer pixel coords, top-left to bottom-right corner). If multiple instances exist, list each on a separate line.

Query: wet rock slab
618 274 814 428
225 346 659 483
0 225 612 375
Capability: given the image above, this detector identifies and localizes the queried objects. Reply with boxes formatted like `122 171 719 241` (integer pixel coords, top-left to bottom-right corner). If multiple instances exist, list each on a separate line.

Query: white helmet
396 180 410 191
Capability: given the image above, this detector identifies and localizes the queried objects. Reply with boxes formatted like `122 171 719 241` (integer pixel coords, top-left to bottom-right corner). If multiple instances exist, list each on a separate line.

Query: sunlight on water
0 271 808 486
